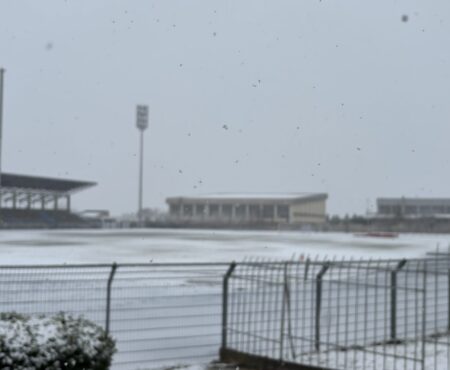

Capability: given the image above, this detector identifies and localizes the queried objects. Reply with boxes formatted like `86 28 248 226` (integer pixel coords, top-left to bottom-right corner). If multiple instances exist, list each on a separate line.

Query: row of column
0 191 71 211
173 203 289 222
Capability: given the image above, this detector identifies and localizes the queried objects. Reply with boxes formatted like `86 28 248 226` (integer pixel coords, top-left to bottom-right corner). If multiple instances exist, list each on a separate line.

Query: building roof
0 173 96 193
378 198 450 206
167 193 328 204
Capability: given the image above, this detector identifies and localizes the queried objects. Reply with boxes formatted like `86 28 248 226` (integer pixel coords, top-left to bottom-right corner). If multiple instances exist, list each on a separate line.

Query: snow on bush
0 312 116 370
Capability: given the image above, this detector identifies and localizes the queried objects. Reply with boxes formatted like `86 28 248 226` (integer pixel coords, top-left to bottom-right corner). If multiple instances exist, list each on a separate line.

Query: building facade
377 198 450 218
166 193 328 226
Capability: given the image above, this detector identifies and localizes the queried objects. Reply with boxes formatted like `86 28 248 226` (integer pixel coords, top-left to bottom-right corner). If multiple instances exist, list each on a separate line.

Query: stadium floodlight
136 105 149 226
136 105 149 131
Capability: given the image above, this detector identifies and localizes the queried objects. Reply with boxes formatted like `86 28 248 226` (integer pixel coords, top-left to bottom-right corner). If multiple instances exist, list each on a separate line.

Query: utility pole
136 105 149 226
0 68 4 204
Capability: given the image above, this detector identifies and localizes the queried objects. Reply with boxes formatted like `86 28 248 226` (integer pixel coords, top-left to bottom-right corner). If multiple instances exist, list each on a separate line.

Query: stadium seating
0 209 95 229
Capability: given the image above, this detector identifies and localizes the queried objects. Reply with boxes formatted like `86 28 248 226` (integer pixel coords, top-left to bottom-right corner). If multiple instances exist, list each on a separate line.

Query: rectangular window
405 206 417 215
433 206 445 214
209 204 219 216
420 206 432 215
249 205 261 219
263 205 274 218
236 205 246 218
222 204 232 217
378 205 391 214
277 205 289 219
183 204 193 216
195 204 205 215
170 204 180 214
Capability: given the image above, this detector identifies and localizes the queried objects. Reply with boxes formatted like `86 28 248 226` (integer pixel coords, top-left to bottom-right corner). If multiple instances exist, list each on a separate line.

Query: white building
166 193 328 226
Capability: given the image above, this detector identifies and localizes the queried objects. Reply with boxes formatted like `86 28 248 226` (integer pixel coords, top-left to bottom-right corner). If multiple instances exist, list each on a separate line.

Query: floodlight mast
0 68 4 203
136 105 149 226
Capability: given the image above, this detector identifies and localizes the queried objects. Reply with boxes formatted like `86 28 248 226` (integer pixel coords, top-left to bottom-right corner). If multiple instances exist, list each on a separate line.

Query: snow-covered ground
1 228 449 370
305 338 450 370
0 228 448 265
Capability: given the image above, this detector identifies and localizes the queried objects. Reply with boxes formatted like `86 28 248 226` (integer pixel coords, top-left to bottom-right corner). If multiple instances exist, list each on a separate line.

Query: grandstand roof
0 173 96 193
167 193 328 204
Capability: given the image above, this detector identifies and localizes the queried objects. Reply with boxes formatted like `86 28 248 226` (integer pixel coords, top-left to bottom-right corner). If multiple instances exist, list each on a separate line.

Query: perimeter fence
1 256 450 370
0 262 230 370
221 255 450 370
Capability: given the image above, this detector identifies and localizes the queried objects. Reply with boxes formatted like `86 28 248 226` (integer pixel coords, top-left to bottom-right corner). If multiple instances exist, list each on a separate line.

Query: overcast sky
1 0 449 216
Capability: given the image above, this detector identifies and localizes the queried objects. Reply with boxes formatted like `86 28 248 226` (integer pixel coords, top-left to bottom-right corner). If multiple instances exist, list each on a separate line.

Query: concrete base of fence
220 348 331 370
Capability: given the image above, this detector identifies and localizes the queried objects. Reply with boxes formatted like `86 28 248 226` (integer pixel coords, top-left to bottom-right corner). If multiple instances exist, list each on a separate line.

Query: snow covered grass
304 336 450 370
0 312 116 370
0 229 448 370
153 363 233 370
0 228 448 265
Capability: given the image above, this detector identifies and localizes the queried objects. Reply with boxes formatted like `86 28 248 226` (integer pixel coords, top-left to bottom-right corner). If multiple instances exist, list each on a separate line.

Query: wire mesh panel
110 264 227 369
0 265 110 324
226 261 286 360
223 258 450 370
2 258 450 370
0 263 229 370
417 259 450 370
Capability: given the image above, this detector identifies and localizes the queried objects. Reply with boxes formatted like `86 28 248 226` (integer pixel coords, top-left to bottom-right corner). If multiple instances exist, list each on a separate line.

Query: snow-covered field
0 228 449 370
0 228 448 265
306 338 450 370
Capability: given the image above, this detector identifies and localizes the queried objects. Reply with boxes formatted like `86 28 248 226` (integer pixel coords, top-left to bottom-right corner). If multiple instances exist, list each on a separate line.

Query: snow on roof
195 192 322 199
167 193 327 203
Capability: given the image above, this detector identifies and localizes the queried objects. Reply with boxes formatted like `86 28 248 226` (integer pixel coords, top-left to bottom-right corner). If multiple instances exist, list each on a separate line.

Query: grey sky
1 0 449 216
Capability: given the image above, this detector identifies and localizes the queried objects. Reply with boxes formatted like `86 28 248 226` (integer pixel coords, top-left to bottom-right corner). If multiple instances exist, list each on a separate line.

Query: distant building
78 210 116 228
166 193 328 226
377 198 450 218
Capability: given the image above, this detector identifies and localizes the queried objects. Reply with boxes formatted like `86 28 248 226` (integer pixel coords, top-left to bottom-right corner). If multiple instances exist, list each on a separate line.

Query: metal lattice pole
0 68 4 197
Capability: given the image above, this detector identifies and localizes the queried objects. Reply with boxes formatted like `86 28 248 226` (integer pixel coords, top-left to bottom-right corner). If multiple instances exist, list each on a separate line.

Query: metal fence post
390 259 407 342
421 265 427 370
315 262 330 351
279 262 288 362
448 269 450 331
221 262 236 351
105 262 118 335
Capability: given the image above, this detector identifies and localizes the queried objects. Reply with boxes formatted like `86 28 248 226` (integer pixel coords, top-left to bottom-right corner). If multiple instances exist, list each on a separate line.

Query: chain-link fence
221 257 450 370
0 262 230 370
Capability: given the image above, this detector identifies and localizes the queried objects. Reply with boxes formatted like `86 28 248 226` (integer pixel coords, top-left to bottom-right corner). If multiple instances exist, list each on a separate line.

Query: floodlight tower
136 105 149 226
0 68 4 196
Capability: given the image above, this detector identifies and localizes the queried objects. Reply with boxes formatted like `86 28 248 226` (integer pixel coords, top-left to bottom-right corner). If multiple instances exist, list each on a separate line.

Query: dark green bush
0 312 116 370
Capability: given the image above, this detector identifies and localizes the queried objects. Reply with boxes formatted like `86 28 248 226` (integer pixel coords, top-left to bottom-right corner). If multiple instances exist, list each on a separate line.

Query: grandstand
0 173 96 228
